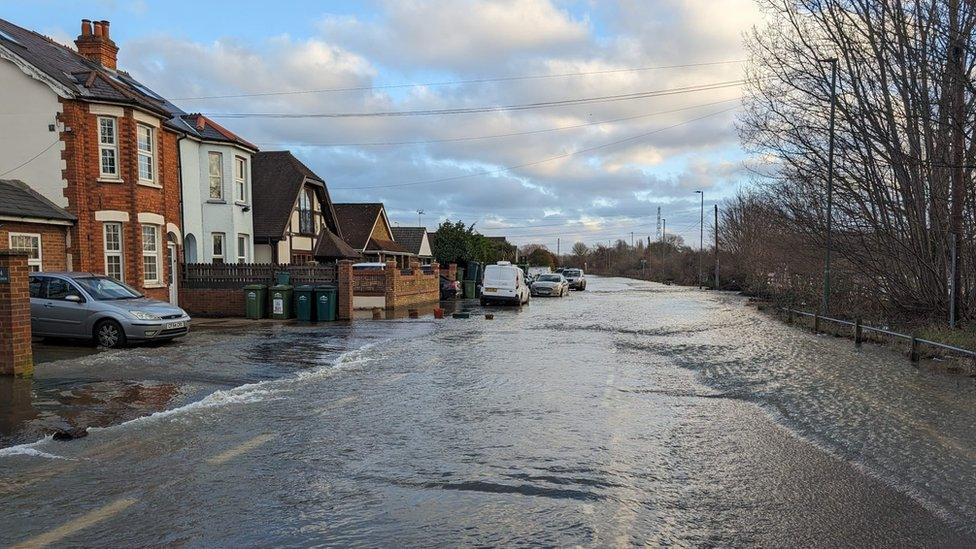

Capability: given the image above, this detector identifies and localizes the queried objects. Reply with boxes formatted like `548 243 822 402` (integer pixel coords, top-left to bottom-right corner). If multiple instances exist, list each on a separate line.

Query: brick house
0 179 75 271
251 151 359 265
0 18 182 302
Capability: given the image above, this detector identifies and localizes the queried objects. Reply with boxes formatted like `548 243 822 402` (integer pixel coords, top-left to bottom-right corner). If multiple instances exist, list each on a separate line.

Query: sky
2 0 763 251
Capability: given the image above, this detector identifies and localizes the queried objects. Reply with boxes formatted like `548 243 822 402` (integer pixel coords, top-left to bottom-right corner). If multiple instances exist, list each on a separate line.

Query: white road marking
206 433 274 465
12 497 137 549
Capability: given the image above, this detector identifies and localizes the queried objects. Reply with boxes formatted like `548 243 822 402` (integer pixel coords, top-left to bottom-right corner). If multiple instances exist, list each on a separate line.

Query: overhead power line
172 59 748 101
257 96 741 147
204 79 746 119
0 139 60 177
331 105 739 190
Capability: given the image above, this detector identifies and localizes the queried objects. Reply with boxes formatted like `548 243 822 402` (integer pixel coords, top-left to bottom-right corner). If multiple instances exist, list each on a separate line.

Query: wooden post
910 336 920 363
854 318 862 347
813 313 820 333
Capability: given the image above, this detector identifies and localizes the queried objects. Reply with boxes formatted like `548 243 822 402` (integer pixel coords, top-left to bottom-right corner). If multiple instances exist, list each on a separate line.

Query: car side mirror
65 294 83 303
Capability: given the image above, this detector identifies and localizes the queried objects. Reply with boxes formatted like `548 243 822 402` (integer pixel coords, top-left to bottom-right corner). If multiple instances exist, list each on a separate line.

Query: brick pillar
0 251 33 377
385 260 397 309
448 263 457 281
409 259 421 274
432 262 440 276
337 260 354 320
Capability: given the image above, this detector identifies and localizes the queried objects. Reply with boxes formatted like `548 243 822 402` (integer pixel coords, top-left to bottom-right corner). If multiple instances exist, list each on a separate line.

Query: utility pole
714 204 719 289
661 219 666 263
656 206 661 242
417 209 425 228
630 232 634 248
557 237 560 258
695 190 704 289
949 0 964 328
821 57 838 317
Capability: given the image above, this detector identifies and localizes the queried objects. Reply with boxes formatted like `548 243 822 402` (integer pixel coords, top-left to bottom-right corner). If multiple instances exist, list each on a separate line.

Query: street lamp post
695 190 704 289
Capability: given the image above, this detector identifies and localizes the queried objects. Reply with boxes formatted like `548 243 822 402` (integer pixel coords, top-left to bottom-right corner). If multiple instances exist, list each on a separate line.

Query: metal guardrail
782 308 976 363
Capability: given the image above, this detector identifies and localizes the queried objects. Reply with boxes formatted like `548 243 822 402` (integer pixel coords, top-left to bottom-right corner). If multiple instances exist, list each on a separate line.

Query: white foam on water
0 436 72 461
1 340 388 459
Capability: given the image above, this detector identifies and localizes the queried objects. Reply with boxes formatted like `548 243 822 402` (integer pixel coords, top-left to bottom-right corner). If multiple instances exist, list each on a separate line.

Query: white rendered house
173 114 258 264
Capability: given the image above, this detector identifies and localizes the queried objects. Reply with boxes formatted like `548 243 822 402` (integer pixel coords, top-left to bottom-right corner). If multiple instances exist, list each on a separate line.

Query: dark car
440 275 461 300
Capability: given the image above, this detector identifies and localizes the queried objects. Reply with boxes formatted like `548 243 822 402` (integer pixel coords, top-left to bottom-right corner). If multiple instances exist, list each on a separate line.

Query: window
236 234 249 263
142 225 161 284
45 278 82 301
137 124 155 183
208 151 223 200
234 156 247 202
103 223 124 281
28 275 43 298
299 189 314 235
9 233 42 271
212 233 225 264
98 117 118 178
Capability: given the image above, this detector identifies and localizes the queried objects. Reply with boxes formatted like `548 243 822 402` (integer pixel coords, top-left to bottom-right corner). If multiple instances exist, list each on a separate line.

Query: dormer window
299 189 314 235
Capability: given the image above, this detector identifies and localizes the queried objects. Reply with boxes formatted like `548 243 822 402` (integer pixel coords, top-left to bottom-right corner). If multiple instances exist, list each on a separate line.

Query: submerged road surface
2 277 975 546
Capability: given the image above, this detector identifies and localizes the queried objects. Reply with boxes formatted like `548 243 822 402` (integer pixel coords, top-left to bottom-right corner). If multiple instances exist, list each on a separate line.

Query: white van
481 262 531 305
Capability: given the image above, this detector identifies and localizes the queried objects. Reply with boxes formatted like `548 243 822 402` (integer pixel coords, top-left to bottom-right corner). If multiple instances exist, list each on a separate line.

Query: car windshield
565 270 581 276
538 275 561 282
73 276 143 300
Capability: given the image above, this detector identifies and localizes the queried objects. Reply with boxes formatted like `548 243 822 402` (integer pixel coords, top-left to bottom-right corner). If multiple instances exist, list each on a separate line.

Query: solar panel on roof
0 29 21 45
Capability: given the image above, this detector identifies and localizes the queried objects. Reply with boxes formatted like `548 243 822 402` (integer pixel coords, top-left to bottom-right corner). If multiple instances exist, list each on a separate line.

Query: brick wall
338 260 352 320
179 288 245 317
0 222 70 271
387 261 440 309
59 99 181 301
0 251 33 376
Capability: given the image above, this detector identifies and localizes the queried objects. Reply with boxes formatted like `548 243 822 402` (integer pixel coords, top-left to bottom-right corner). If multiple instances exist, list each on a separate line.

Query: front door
167 243 179 305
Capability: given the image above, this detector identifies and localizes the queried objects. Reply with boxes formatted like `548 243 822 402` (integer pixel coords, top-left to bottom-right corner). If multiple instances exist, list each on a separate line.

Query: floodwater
1 277 974 547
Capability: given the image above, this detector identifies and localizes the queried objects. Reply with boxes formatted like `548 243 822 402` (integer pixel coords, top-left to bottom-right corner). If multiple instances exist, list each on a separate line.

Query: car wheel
94 319 126 348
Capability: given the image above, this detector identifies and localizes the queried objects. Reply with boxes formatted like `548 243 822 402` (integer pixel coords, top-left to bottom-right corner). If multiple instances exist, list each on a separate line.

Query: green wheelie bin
269 284 294 319
294 285 315 321
244 284 267 319
314 285 338 321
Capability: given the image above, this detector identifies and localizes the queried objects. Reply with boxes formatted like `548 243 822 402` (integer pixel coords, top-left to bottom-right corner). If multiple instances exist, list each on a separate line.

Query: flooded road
1 277 974 546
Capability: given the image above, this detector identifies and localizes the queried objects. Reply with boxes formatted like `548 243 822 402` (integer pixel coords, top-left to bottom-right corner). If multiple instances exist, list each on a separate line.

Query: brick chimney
75 19 119 70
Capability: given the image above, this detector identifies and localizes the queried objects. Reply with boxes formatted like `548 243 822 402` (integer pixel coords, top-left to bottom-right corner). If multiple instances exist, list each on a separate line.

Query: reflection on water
0 278 974 547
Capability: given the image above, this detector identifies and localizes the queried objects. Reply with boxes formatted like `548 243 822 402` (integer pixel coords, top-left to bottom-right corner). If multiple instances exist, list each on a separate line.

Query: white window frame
212 232 225 263
98 116 119 179
137 123 156 184
236 234 249 264
142 224 161 285
208 151 224 201
9 232 42 271
234 156 247 203
103 222 124 281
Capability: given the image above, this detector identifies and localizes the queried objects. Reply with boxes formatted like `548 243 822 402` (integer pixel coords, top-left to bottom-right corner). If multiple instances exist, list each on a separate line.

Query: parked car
563 268 587 290
480 262 531 306
28 272 191 348
439 275 461 300
531 273 569 297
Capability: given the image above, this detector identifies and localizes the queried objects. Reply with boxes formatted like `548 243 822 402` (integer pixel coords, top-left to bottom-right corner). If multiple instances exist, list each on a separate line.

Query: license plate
485 288 497 292
164 321 186 330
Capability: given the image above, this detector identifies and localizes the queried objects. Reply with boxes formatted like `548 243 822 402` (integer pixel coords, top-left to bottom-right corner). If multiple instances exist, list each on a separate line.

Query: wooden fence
183 263 337 289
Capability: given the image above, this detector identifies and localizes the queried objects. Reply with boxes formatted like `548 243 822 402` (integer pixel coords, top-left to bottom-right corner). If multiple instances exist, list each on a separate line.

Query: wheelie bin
269 284 294 319
314 285 338 321
244 284 267 319
294 285 315 321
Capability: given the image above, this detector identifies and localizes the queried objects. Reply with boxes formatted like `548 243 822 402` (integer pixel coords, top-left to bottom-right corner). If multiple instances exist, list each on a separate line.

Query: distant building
333 203 412 267
391 227 433 265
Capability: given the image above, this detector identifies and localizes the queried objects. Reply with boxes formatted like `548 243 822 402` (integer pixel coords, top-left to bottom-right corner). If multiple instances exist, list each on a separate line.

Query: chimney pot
100 20 110 38
81 19 92 36
93 21 103 37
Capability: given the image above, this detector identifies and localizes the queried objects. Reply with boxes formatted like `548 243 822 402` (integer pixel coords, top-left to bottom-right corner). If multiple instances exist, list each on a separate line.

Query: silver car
530 273 569 297
29 272 191 348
